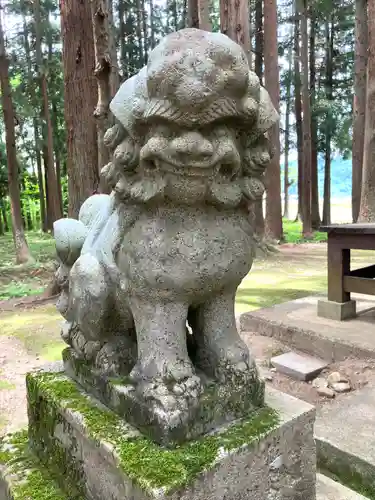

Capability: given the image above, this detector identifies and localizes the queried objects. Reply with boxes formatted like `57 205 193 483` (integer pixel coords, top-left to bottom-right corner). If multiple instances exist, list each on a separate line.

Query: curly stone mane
100 28 278 207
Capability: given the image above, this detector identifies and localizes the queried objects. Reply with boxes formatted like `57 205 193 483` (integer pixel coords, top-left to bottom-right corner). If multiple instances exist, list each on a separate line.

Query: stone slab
315 385 375 498
62 347 265 447
317 299 357 321
26 366 316 500
316 474 369 500
240 295 375 362
271 351 328 381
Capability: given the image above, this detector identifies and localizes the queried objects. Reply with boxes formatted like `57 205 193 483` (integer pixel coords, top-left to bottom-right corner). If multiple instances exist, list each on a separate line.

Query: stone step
0 430 67 500
316 474 370 500
315 385 375 499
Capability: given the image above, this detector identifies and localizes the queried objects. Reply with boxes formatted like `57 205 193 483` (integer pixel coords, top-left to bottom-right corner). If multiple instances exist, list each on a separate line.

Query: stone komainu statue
54 28 279 437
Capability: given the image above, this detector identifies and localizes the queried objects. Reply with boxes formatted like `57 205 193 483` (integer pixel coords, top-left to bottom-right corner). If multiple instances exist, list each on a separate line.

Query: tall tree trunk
60 0 99 218
253 0 264 235
353 0 368 222
359 1 375 222
108 0 121 94
264 0 283 240
22 8 47 232
299 0 312 237
0 3 32 263
187 0 199 27
135 0 144 66
198 0 211 31
0 200 3 235
284 43 292 220
1 200 8 232
34 121 47 231
220 0 251 63
254 0 263 84
43 144 52 231
140 0 149 61
322 18 334 225
310 3 320 229
90 0 112 190
118 0 127 78
150 0 156 46
47 33 63 215
33 0 62 226
294 10 303 222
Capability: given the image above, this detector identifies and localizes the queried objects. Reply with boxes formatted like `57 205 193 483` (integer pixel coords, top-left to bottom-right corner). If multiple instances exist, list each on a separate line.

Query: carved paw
214 343 257 384
129 356 194 385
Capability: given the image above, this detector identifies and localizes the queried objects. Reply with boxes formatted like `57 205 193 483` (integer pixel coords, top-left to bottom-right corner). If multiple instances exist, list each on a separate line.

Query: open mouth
142 158 238 179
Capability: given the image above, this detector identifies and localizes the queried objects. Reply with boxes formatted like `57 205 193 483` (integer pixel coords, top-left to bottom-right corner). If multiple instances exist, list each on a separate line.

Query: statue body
54 28 279 444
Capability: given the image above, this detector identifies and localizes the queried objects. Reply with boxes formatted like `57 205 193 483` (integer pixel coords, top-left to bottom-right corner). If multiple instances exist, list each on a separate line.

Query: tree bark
188 0 199 27
47 32 64 215
1 199 8 232
33 0 62 227
60 0 99 218
21 8 47 232
254 0 263 84
284 43 292 220
220 0 251 63
118 0 127 78
359 1 375 222
90 0 112 190
353 0 368 222
198 0 211 31
294 9 303 222
108 0 121 95
299 0 312 237
322 17 334 225
263 0 283 240
310 3 320 229
150 0 156 46
135 0 145 65
0 2 32 263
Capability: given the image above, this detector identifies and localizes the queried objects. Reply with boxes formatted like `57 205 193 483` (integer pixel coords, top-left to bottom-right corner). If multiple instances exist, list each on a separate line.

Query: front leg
192 288 257 383
130 297 200 393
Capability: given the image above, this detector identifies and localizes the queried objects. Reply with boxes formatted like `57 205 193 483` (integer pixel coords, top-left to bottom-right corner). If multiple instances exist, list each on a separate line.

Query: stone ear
53 218 88 267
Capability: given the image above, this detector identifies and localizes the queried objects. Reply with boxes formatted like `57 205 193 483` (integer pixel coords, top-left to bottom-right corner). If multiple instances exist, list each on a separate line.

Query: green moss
28 371 279 494
0 379 16 390
0 430 69 500
318 449 375 500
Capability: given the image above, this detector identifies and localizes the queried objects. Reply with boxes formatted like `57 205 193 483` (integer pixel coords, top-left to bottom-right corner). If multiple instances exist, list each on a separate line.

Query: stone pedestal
19 365 316 500
317 299 357 321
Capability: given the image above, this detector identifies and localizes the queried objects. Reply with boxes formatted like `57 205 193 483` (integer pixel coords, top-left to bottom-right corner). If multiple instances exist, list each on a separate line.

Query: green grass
0 379 16 390
0 305 64 361
283 219 327 244
0 231 55 300
0 231 55 271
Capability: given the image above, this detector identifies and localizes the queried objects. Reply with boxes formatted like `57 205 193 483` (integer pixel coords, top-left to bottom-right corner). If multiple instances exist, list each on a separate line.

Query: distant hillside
283 156 352 198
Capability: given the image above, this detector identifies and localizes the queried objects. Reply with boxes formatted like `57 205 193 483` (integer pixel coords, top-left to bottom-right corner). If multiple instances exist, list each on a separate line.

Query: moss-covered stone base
0 430 69 500
63 347 266 447
24 365 316 499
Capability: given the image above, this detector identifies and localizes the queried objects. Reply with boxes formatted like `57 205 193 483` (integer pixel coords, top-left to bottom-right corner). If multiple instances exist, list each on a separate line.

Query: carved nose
170 132 213 161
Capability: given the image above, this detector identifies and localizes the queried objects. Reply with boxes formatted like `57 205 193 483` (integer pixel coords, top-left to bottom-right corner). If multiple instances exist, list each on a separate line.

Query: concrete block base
22 365 316 500
317 299 356 321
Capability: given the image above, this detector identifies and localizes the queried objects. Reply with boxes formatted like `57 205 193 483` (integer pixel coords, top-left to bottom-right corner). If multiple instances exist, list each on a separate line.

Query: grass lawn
0 222 372 362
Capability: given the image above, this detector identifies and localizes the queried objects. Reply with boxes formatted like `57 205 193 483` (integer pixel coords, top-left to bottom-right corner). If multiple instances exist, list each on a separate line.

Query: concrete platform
316 474 369 500
315 385 375 498
240 295 375 362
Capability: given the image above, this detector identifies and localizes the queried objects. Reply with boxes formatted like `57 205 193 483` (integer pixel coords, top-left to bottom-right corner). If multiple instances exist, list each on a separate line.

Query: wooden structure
319 224 375 319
